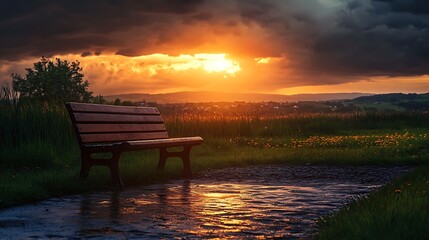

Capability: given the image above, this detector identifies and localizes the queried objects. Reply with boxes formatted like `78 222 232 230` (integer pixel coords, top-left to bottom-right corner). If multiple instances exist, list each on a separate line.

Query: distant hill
351 92 429 112
353 93 429 103
104 91 371 103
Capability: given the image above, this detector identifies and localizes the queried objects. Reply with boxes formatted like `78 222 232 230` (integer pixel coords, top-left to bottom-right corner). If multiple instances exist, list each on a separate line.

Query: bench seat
83 137 203 150
125 137 203 149
66 102 204 187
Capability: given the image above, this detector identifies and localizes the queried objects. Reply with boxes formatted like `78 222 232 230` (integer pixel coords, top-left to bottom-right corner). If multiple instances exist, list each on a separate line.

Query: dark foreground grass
316 166 429 240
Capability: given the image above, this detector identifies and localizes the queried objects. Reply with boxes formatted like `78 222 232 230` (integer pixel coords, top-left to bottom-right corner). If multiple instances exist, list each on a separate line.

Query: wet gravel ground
0 165 409 239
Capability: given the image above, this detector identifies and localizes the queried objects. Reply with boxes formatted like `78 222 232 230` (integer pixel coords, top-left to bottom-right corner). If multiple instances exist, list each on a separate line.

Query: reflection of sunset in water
189 184 305 237
193 186 253 235
80 179 380 238
80 166 404 238
202 192 239 198
0 166 406 239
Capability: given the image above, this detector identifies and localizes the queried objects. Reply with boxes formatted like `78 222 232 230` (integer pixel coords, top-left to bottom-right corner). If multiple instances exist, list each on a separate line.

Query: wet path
0 165 408 239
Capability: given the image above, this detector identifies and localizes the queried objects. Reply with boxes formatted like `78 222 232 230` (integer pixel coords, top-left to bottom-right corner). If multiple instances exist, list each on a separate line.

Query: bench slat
68 102 159 115
76 123 166 133
80 132 169 143
73 113 164 123
125 137 204 149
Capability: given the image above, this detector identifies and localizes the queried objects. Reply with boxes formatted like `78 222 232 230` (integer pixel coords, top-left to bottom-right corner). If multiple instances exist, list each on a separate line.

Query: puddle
0 165 408 239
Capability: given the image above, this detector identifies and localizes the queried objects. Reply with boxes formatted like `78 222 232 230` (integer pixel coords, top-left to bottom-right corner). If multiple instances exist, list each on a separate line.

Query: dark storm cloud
0 0 205 60
1 0 429 79
375 0 429 14
308 0 429 77
233 0 429 79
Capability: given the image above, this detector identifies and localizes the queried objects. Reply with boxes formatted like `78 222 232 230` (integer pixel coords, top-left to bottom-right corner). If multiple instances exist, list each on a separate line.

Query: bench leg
79 148 123 187
108 151 123 187
157 146 194 178
182 146 192 178
158 148 168 170
80 149 91 178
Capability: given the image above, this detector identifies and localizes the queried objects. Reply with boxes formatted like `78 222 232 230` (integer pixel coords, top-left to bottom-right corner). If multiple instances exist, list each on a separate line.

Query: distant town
106 92 429 116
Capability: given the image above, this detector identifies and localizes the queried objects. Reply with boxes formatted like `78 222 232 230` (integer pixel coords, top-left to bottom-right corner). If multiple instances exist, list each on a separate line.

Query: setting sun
196 54 241 75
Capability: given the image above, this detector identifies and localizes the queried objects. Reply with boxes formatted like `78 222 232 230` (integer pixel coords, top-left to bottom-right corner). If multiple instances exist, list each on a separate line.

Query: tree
12 57 93 103
91 95 106 104
113 98 121 105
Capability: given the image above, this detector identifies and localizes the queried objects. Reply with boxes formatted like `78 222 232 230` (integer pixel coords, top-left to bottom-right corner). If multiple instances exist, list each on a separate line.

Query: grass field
0 100 428 239
317 166 429 240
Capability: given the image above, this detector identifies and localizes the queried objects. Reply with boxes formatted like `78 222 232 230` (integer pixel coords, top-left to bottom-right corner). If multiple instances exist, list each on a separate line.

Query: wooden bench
66 102 203 187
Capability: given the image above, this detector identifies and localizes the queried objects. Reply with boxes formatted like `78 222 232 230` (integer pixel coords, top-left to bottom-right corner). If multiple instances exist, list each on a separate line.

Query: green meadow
1 99 428 239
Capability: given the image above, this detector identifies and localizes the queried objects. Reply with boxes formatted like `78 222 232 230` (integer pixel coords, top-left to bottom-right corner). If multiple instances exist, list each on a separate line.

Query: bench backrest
66 102 168 144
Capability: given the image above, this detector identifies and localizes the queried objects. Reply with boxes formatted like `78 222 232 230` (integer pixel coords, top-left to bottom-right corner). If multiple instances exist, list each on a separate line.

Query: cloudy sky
1 0 429 95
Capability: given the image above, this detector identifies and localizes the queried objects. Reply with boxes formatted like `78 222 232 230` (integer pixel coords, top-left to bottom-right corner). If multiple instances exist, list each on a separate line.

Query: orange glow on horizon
2 53 429 96
277 75 429 95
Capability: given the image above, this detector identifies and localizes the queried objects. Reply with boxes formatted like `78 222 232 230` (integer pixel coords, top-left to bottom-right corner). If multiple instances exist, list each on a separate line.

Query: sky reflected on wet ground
0 165 408 239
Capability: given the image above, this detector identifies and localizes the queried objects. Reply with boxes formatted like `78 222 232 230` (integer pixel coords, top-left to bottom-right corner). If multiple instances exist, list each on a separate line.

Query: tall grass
0 86 78 168
164 112 429 138
1 92 429 169
316 166 429 240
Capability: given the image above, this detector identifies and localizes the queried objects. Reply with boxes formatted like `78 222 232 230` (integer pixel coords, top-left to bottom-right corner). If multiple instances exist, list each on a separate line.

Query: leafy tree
113 98 121 105
91 95 106 104
121 100 136 106
12 57 93 103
